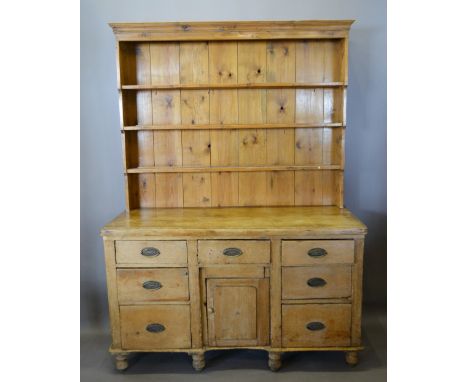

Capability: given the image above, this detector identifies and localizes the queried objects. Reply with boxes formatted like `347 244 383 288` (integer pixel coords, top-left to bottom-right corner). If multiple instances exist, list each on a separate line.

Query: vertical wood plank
266 41 296 206
209 42 239 205
322 127 343 166
137 173 156 208
295 170 323 205
199 267 208 345
323 39 343 82
103 239 121 348
150 42 180 85
183 173 211 207
187 240 202 349
324 88 343 124
351 238 365 346
296 40 324 82
239 172 267 206
180 42 209 84
238 41 266 83
180 44 210 157
211 172 239 207
155 173 183 207
295 88 324 166
209 41 238 84
270 239 281 347
265 171 294 206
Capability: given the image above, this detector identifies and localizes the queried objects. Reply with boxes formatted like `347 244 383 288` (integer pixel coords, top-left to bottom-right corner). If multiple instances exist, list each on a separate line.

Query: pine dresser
101 20 367 372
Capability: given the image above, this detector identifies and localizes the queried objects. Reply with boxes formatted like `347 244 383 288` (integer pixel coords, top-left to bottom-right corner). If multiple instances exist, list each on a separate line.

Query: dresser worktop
101 207 367 237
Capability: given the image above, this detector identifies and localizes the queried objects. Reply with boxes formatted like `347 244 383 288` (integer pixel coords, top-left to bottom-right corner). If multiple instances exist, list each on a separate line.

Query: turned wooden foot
191 353 205 371
268 352 282 371
345 351 359 366
114 352 129 371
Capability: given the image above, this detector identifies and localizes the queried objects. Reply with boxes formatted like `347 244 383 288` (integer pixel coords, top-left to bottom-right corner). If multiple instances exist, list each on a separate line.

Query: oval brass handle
307 278 327 287
307 248 327 258
222 247 243 257
146 323 165 333
306 322 326 331
142 280 162 290
141 247 160 257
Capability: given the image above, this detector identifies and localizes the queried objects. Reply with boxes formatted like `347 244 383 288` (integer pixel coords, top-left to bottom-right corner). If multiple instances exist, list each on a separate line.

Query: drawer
282 240 354 265
282 265 352 299
115 240 187 265
282 304 351 347
120 305 191 350
117 268 189 304
198 240 270 264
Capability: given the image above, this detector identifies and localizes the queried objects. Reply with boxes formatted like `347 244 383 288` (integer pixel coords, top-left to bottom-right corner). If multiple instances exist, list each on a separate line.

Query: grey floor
81 306 386 382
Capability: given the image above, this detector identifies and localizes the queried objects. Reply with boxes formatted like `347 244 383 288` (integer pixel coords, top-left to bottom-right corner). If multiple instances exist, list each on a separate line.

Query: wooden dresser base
101 207 367 372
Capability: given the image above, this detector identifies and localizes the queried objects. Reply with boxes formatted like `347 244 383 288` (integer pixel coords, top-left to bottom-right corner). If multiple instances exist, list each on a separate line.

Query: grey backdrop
81 0 386 330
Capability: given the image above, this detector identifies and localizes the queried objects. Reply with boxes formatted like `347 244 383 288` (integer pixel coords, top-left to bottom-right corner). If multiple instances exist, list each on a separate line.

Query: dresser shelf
121 82 346 90
126 165 342 174
122 122 344 131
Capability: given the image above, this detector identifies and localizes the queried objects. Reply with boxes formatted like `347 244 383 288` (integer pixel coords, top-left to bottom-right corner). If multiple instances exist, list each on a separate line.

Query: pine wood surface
116 26 349 210
101 206 367 237
104 20 368 372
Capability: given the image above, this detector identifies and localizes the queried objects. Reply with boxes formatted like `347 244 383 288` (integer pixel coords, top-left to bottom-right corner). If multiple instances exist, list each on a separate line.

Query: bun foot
268 352 282 371
114 352 129 371
345 351 359 367
191 353 205 371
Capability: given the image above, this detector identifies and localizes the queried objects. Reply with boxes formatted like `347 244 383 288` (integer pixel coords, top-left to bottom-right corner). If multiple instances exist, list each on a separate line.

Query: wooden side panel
187 240 203 349
103 239 121 348
351 238 365 346
270 239 282 347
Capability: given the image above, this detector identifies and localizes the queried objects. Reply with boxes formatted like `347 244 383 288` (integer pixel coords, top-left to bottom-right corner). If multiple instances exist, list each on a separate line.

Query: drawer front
282 304 351 347
198 240 270 264
115 240 187 265
117 268 189 304
282 265 352 299
120 305 191 350
282 240 354 265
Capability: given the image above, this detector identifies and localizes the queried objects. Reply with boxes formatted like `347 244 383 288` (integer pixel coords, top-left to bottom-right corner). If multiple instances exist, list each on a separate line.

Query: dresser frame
103 20 367 372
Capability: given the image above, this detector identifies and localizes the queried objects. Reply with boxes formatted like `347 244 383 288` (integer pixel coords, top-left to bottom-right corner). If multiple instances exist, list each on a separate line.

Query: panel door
206 278 269 346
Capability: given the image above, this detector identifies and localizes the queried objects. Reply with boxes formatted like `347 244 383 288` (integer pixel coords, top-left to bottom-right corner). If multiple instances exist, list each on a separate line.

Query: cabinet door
206 278 269 346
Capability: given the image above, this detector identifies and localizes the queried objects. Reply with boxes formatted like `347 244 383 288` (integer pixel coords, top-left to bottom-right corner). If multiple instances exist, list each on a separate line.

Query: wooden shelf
126 165 342 174
122 123 344 131
120 82 346 90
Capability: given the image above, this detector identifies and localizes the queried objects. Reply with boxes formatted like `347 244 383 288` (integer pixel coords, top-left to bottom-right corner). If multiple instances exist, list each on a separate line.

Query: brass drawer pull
222 247 243 257
142 280 162 290
141 247 160 257
146 323 165 333
306 322 325 331
307 277 327 287
307 248 327 258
